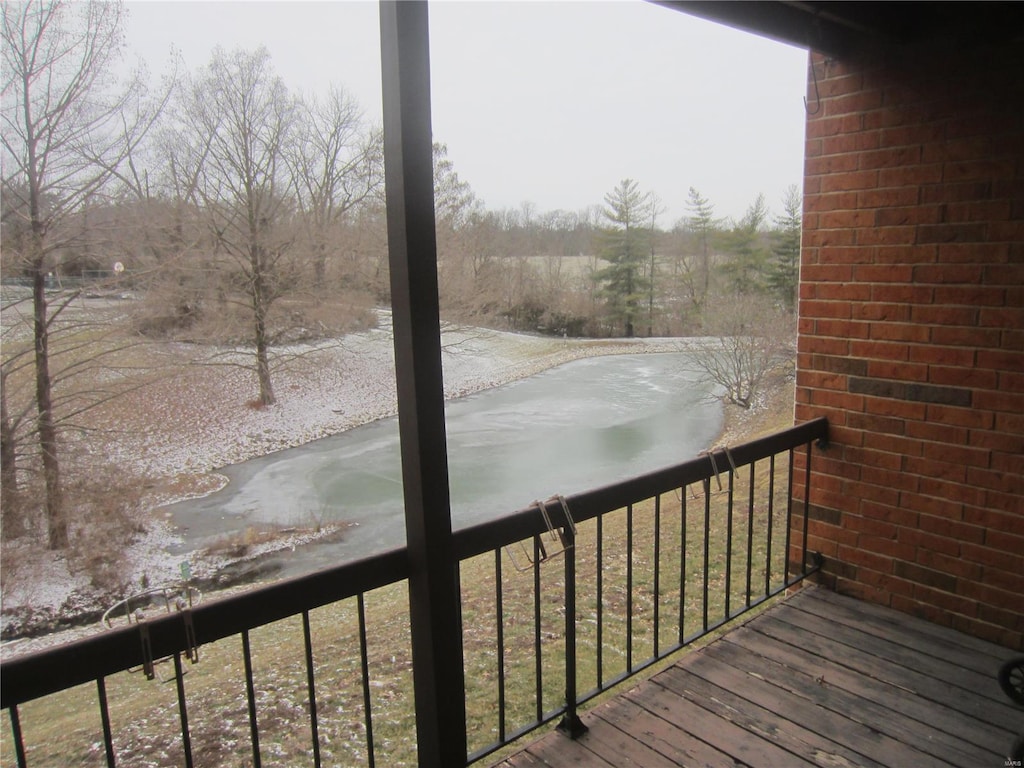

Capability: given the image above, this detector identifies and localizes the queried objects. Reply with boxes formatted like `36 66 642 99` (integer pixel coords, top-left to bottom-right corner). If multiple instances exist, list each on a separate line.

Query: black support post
379 3 467 766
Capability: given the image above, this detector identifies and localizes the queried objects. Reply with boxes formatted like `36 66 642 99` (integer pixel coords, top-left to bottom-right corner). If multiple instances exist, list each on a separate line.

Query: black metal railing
0 417 827 767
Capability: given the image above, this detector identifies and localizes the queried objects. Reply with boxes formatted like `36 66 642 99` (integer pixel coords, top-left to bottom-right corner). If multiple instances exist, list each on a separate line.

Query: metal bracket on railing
138 621 155 681
702 450 723 491
505 495 576 572
723 445 738 474
182 608 199 664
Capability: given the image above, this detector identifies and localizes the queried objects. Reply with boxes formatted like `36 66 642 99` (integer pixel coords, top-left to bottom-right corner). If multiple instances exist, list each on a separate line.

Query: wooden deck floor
495 586 1021 768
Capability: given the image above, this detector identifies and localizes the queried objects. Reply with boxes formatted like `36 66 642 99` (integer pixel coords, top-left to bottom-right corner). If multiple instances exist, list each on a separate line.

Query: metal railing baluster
9 704 26 768
702 478 711 633
785 448 795 582
301 611 322 768
653 494 661 659
533 535 542 723
596 514 604 688
626 503 634 673
173 652 194 768
96 677 116 767
679 488 687 645
803 440 813 575
746 462 756 608
357 593 376 768
725 468 734 618
495 549 506 744
766 454 776 596
241 630 262 768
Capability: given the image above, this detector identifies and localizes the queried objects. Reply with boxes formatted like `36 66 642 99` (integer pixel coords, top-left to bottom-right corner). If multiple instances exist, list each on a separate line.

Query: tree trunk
0 368 22 539
33 267 66 548
251 247 276 406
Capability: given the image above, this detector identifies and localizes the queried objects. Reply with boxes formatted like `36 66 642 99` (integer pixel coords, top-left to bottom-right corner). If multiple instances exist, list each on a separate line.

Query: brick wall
795 40 1024 649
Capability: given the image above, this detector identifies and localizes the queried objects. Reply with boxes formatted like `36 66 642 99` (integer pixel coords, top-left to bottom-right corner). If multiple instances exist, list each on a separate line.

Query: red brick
909 345 976 366
821 130 880 154
821 170 880 193
837 544 893 573
958 581 1024 614
943 159 1016 182
879 123 947 148
933 285 1007 308
826 89 884 116
925 403 993 429
904 420 969 446
798 264 856 282
807 154 860 176
912 583 980 618
856 186 921 208
859 146 923 170
937 242 1010 263
902 455 967 483
801 299 851 319
898 527 962 558
979 307 1024 329
855 226 917 247
846 412 905 435
798 335 850 356
868 322 931 343
911 264 985 283
870 284 934 304
852 300 911 322
919 181 995 204
921 441 991 469
909 305 978 326
961 541 1022 573
984 264 1024 284
813 282 873 301
804 191 858 213
928 365 997 389
849 340 910 361
874 206 942 227
968 429 1024 454
866 360 928 382
929 325 1003 346
863 396 927 420
972 388 1024 413
814 318 870 339
875 244 939 264
803 228 857 248
878 164 943 187
944 199 1013 223
917 477 987 507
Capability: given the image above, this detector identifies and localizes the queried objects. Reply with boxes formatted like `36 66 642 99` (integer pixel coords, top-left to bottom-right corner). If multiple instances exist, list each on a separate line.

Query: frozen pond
167 352 722 577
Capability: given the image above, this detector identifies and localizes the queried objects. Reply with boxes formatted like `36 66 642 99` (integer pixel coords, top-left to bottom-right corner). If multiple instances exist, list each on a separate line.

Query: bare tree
291 85 382 288
1 0 165 547
180 46 298 406
688 297 794 410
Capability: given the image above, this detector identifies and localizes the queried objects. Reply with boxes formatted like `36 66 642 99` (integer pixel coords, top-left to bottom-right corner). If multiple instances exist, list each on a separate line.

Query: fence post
379 2 467 765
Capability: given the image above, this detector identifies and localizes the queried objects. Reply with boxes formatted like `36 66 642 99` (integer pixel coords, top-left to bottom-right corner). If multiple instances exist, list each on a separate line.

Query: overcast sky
125 1 809 224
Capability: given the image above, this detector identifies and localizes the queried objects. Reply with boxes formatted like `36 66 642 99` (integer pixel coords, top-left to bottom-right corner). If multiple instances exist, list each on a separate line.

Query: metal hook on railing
804 59 821 115
504 495 575 571
723 445 738 474
703 450 723 492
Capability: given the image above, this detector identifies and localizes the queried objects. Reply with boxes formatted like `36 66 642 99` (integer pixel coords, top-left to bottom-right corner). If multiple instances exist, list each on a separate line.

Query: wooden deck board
495 586 1022 768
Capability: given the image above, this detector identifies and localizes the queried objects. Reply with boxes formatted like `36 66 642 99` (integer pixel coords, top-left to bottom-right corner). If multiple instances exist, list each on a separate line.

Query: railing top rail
1 547 409 708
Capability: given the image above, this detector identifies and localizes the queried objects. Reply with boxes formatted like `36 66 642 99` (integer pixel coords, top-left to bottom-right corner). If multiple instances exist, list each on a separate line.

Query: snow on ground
1 312 688 650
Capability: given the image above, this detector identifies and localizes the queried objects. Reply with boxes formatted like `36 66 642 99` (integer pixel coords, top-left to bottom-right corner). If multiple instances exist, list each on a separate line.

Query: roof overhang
654 2 1024 57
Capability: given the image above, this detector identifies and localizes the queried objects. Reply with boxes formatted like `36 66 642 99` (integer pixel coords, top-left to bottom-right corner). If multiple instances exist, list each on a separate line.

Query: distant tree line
1 0 801 550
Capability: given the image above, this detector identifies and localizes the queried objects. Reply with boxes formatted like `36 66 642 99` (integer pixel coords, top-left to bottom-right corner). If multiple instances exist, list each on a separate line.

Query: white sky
124 0 809 224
